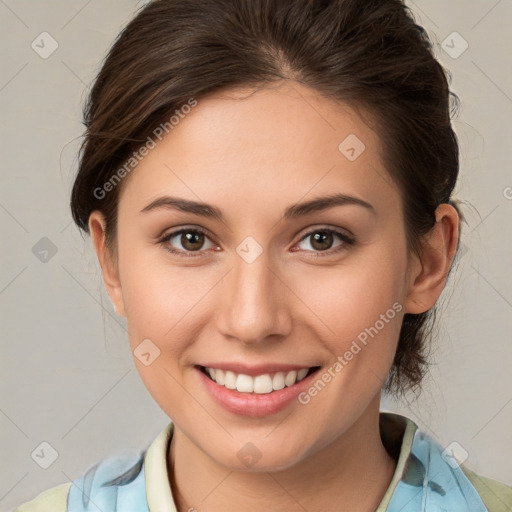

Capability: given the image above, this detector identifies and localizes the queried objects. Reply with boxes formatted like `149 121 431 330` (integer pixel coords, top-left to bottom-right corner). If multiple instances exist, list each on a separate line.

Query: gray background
1 0 511 510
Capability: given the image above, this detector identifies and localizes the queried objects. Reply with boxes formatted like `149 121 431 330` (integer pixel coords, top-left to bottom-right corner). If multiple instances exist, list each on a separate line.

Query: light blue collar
386 428 488 511
67 416 489 511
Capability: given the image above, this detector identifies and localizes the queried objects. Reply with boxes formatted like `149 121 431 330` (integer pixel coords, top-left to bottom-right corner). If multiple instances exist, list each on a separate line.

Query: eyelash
158 226 355 259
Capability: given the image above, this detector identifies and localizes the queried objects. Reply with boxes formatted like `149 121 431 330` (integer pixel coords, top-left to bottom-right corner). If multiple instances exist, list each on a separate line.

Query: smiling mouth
197 365 321 394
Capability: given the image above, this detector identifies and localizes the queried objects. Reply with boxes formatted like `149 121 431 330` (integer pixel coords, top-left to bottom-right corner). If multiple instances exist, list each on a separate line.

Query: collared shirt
14 412 512 511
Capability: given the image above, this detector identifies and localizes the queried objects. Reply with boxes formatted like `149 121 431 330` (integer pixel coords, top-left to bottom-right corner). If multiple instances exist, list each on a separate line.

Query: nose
215 249 293 346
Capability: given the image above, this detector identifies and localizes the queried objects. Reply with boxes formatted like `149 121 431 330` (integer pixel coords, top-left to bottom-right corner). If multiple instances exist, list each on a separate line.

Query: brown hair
70 0 462 398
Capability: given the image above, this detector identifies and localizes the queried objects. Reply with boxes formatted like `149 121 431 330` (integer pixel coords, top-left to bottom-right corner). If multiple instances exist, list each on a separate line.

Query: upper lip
196 362 320 377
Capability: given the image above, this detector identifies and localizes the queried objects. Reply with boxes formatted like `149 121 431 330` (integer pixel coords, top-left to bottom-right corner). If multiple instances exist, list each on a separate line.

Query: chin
207 437 311 474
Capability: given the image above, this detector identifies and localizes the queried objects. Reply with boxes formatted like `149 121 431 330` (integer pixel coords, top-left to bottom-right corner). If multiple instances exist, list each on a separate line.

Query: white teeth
297 368 309 381
236 374 253 393
224 370 237 390
272 372 285 390
204 367 312 394
253 374 273 394
215 369 225 386
284 370 297 387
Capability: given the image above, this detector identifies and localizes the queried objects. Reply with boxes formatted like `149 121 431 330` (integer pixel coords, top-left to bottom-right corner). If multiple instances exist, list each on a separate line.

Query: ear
88 211 126 317
404 203 460 314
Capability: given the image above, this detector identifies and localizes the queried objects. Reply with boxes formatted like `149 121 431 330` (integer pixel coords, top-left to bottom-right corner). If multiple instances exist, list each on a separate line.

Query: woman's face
99 82 421 471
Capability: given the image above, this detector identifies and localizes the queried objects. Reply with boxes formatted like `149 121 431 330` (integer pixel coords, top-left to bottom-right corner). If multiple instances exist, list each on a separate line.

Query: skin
89 81 459 512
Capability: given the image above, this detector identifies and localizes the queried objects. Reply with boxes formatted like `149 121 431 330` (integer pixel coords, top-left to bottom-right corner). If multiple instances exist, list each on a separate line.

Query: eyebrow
140 193 376 221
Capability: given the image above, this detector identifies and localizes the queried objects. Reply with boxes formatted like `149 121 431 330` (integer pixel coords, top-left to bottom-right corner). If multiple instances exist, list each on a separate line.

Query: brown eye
309 231 334 251
296 228 355 255
180 231 205 251
160 228 215 256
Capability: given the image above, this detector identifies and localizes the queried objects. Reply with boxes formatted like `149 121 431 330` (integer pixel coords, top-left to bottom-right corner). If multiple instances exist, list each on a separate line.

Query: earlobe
88 211 126 317
404 203 460 315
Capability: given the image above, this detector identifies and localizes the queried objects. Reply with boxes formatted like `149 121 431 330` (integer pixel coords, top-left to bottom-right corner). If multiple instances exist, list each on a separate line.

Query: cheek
117 238 222 380
290 247 407 366
121 265 205 347
117 254 206 415
298 251 405 320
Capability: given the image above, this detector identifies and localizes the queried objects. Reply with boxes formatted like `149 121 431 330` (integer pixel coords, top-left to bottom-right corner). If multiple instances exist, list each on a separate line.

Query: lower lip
195 366 320 417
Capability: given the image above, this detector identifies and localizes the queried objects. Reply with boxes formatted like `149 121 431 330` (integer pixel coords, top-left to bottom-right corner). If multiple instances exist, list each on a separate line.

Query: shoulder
460 465 512 512
379 412 512 511
12 422 174 512
13 451 147 512
13 482 71 512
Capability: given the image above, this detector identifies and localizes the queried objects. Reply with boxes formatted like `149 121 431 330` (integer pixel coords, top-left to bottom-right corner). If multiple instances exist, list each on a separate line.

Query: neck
168 395 397 512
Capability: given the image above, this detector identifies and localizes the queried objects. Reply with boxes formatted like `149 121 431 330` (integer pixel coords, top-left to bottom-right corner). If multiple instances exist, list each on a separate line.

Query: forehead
119 81 400 220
